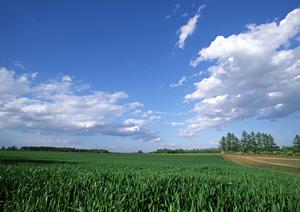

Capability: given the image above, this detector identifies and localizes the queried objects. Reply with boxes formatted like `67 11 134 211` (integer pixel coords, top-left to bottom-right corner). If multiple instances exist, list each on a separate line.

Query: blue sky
0 0 300 152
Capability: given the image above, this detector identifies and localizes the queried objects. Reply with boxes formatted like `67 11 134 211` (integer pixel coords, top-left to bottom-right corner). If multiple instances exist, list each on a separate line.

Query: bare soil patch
224 154 300 176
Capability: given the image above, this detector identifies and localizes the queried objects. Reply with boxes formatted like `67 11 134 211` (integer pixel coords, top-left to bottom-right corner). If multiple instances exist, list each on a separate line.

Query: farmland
0 151 300 211
224 154 300 176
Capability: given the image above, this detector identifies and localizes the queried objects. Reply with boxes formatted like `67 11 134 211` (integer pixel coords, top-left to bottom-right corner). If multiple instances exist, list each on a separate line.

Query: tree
267 134 279 152
219 131 280 153
261 133 269 152
230 133 240 152
255 132 263 152
293 135 300 152
261 134 278 152
281 145 293 154
219 136 226 152
7 146 18 151
224 133 232 151
19 146 109 153
249 132 257 152
222 133 240 152
244 133 253 152
240 131 248 152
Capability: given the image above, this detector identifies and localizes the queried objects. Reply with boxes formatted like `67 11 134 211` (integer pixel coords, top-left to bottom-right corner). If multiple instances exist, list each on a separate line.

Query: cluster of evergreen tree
293 135 300 152
219 131 280 153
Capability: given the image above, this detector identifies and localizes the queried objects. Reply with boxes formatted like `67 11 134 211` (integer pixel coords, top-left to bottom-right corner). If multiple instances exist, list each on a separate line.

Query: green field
1 151 300 211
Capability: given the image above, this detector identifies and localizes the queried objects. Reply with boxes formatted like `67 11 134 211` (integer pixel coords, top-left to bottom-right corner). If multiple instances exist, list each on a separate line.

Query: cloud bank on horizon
180 8 300 136
0 67 160 142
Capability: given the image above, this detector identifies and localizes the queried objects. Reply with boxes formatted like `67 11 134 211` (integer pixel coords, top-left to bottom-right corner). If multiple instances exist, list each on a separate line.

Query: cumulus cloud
181 8 300 136
0 68 160 141
0 67 30 96
176 5 206 49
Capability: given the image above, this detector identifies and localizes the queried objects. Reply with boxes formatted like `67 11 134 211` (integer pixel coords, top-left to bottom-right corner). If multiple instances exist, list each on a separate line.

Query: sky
0 0 300 152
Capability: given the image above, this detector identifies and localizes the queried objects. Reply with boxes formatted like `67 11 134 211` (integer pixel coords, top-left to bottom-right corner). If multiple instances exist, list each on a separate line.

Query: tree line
152 148 220 154
1 134 299 154
1 146 109 153
219 131 300 153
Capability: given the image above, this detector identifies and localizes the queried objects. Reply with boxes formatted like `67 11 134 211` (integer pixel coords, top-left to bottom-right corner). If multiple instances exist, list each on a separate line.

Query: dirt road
224 154 300 175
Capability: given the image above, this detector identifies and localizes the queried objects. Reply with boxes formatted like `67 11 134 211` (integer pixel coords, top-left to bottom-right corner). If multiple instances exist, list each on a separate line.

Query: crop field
0 151 300 211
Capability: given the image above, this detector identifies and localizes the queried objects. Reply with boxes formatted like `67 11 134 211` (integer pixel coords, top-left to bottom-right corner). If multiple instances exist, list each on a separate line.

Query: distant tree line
1 146 109 153
219 131 300 153
293 134 300 152
1 146 18 151
152 148 220 154
1 134 299 154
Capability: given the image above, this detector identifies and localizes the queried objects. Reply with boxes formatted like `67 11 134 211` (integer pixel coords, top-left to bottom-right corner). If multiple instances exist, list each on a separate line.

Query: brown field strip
224 154 300 176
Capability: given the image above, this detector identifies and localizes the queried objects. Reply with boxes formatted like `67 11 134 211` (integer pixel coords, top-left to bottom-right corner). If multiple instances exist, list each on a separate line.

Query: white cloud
0 67 160 141
170 76 187 88
192 70 204 77
170 122 185 126
62 75 72 82
0 67 30 97
170 71 206 90
127 101 144 110
202 94 228 105
141 110 161 121
176 5 206 49
182 13 188 18
181 8 300 136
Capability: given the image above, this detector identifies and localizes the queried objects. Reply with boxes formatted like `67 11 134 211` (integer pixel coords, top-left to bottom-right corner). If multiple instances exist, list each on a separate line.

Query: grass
1 151 300 211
